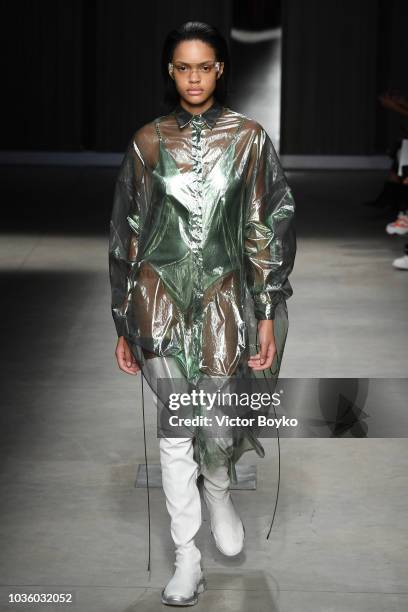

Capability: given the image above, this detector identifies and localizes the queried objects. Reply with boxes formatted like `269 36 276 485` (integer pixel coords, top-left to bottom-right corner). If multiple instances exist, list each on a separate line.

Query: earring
168 62 174 78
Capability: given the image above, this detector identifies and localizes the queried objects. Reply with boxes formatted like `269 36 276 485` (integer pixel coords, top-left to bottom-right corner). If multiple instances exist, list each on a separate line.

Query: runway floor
0 166 407 611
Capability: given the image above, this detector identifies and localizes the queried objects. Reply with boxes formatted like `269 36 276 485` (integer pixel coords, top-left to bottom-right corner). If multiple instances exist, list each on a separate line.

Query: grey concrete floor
0 167 407 611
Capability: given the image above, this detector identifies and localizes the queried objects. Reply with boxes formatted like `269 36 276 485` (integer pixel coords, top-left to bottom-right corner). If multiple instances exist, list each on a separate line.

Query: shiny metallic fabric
109 98 296 482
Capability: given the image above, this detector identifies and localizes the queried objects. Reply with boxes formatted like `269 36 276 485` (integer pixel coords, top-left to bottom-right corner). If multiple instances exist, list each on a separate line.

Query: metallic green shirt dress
109 97 296 489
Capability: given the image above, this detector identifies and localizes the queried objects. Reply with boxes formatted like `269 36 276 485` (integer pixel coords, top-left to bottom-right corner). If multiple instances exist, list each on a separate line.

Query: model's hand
247 320 276 371
378 92 408 116
115 336 141 375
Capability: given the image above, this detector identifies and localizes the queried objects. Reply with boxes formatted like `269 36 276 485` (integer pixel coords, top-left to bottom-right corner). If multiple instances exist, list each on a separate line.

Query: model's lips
187 89 203 95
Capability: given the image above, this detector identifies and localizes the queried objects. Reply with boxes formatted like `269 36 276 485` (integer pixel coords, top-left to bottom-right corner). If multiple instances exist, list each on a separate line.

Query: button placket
190 116 205 369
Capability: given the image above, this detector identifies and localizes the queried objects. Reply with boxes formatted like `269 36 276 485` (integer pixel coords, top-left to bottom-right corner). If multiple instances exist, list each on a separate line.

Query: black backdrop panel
1 0 406 153
281 0 378 155
1 0 84 150
281 0 408 155
0 0 232 151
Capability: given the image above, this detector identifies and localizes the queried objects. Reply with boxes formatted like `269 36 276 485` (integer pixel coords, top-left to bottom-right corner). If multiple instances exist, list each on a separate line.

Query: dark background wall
1 0 407 154
1 0 232 151
280 0 408 155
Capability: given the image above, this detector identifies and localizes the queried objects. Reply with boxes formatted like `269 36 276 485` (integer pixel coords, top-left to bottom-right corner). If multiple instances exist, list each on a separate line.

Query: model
108 20 296 607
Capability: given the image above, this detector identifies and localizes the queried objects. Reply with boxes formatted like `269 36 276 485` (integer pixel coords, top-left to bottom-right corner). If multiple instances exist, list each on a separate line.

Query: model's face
169 39 224 107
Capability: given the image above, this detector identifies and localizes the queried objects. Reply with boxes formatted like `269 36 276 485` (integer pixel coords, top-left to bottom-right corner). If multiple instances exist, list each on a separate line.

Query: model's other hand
115 336 141 375
247 320 277 371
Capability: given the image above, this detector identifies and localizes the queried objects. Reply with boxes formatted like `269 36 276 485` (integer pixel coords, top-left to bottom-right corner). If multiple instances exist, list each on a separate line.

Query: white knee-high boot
200 460 245 556
159 436 206 606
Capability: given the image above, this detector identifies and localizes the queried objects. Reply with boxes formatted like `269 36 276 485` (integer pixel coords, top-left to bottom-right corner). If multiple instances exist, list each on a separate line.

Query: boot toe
161 575 206 606
211 519 245 556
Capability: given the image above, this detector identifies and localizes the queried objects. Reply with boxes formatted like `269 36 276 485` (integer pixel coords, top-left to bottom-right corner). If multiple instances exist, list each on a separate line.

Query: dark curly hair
161 21 230 112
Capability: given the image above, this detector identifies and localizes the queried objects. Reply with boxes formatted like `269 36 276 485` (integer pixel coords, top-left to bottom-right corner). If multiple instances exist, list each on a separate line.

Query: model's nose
189 70 201 84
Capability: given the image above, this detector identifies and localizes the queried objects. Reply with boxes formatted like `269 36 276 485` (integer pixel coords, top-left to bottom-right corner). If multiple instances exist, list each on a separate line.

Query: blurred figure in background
365 91 408 269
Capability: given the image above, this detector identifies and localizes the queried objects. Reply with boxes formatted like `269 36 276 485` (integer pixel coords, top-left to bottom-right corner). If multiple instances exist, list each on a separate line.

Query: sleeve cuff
112 313 127 338
253 292 283 320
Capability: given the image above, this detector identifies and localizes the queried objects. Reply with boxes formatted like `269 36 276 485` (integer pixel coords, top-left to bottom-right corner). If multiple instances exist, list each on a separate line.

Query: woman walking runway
108 20 296 606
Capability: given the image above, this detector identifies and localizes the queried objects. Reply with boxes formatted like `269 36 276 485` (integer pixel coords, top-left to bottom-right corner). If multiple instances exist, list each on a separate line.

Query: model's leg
196 378 245 556
160 436 205 605
199 454 245 556
144 355 205 605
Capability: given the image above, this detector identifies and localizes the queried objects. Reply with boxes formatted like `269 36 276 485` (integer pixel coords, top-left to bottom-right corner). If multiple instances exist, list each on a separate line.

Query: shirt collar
173 99 224 129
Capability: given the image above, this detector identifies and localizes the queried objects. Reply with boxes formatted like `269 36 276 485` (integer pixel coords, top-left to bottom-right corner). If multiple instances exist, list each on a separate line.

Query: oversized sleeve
108 135 146 338
244 126 297 320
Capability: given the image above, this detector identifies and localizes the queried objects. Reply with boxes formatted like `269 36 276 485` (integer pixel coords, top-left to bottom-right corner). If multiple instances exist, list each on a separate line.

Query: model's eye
175 65 186 72
201 65 211 72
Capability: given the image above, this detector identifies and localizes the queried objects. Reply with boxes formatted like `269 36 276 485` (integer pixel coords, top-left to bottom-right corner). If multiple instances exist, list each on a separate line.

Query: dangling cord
256 323 281 540
265 377 281 540
140 372 151 577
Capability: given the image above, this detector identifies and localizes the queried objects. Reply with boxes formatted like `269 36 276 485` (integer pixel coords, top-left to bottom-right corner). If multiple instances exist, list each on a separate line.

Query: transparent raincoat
108 98 296 539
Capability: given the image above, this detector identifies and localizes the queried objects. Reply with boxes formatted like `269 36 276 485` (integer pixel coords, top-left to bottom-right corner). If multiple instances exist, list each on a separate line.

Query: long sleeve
244 126 296 320
108 136 145 338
